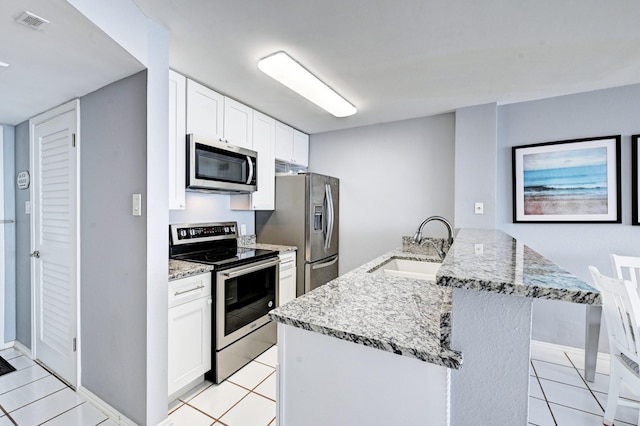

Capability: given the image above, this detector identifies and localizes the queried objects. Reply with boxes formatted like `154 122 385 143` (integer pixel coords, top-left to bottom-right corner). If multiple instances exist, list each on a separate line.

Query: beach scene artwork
523 147 608 215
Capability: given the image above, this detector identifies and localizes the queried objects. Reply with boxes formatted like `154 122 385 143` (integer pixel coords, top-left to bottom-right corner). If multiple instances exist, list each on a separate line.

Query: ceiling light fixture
258 51 357 118
0 62 9 73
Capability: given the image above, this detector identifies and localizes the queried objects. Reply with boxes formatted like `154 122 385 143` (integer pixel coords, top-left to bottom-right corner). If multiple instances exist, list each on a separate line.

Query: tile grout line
0 370 52 396
0 402 18 425
530 360 558 426
562 351 605 412
35 400 87 426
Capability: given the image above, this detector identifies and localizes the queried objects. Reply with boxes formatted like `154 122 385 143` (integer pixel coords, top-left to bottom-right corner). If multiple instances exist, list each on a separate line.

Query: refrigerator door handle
311 255 338 270
246 155 254 184
324 183 334 250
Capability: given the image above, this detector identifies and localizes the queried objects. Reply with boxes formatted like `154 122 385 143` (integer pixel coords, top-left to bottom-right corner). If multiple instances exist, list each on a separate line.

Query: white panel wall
309 114 455 275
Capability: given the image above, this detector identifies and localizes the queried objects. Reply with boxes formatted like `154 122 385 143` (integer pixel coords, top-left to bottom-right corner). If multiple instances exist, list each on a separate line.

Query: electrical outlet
240 224 247 236
474 202 484 215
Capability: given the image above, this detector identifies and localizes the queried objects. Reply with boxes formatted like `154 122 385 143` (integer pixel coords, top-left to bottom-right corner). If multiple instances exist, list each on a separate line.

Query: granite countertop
169 259 213 281
269 227 600 369
269 249 463 369
436 228 600 305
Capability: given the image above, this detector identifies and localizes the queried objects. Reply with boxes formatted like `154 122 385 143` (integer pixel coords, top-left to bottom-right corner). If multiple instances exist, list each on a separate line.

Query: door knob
30 250 40 258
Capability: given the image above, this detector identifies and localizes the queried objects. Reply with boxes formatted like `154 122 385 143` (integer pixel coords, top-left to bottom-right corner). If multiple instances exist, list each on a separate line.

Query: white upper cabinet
275 121 294 162
223 97 253 149
169 70 186 210
275 121 309 167
186 79 224 142
293 129 309 167
231 111 275 210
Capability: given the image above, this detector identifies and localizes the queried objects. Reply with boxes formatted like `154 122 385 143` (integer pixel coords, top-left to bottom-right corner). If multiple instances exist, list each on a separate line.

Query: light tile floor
168 345 277 426
0 347 116 426
1 342 638 425
529 340 640 425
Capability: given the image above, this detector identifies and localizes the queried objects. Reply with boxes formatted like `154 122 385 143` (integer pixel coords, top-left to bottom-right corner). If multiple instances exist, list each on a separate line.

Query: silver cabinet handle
174 284 204 296
30 250 40 258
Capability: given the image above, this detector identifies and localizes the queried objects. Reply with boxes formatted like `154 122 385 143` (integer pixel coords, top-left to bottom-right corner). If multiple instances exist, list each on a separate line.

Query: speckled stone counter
436 228 600 304
168 259 213 281
237 235 297 253
270 249 462 369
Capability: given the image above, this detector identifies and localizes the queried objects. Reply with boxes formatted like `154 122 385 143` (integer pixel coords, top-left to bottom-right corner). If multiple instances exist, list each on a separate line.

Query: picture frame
632 135 639 225
512 135 621 223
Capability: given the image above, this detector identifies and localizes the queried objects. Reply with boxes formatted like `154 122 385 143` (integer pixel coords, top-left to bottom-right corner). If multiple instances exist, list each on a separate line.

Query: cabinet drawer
169 273 212 308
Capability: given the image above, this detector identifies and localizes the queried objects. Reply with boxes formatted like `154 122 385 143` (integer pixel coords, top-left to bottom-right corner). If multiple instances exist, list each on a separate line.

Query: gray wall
454 103 497 228
309 114 456 274
494 83 640 351
14 121 30 348
80 71 148 424
2 125 16 343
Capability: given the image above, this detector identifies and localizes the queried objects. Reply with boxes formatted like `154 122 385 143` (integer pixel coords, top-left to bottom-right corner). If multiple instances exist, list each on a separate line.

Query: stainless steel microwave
186 134 257 194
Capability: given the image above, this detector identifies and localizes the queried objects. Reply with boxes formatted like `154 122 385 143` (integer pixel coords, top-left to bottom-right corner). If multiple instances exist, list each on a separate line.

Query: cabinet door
168 295 212 397
275 121 294 162
169 70 186 210
279 251 297 305
292 129 309 167
186 79 224 142
251 111 275 209
223 97 253 149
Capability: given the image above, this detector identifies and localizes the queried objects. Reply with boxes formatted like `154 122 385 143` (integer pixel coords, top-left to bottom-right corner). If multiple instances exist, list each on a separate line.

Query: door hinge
72 337 77 352
72 133 76 147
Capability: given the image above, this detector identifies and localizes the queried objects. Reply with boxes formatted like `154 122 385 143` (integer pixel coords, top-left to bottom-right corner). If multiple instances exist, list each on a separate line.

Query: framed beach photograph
512 135 621 223
632 135 640 225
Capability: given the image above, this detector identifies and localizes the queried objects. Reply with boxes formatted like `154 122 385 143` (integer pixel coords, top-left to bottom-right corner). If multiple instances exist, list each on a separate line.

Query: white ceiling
0 0 143 126
2 0 639 134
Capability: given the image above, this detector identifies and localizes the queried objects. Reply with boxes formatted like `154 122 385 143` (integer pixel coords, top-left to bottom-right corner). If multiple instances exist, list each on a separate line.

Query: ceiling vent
16 11 50 31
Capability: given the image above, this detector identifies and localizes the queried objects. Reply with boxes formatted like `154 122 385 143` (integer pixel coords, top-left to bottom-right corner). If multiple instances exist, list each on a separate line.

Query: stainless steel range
169 222 279 383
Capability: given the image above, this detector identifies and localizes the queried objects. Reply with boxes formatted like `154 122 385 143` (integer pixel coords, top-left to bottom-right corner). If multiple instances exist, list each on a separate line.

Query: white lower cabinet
168 273 212 399
279 251 297 306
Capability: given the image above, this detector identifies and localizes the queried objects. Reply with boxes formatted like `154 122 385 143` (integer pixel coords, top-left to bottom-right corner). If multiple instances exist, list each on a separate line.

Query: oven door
215 257 279 350
187 134 257 193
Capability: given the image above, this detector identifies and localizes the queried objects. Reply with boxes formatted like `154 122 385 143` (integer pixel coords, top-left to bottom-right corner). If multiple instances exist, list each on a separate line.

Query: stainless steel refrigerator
256 173 339 296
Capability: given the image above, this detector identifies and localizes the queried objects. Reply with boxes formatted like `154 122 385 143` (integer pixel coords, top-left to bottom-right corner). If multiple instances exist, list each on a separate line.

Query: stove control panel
170 222 238 244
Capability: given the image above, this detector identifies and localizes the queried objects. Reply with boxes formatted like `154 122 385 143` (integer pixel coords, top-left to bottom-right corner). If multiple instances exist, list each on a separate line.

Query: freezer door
304 255 339 293
307 174 339 263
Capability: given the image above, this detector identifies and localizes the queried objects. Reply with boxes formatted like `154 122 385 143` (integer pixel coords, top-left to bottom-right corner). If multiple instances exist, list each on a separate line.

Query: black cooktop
169 222 278 270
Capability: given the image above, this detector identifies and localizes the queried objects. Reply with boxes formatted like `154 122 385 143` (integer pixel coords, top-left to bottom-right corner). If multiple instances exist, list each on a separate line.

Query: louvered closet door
30 100 78 387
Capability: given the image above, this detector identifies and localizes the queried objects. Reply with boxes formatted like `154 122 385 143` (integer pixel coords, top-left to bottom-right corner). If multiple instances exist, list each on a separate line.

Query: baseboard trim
12 341 32 358
531 339 610 363
77 386 137 426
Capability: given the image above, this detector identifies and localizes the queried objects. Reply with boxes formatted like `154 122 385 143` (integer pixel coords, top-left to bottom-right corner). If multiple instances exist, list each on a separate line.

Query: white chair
589 266 640 426
611 254 640 287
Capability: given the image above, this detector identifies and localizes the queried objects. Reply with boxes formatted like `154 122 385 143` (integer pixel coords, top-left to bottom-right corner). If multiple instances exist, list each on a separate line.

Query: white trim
0 126 4 348
29 99 81 387
13 340 32 358
77 386 137 426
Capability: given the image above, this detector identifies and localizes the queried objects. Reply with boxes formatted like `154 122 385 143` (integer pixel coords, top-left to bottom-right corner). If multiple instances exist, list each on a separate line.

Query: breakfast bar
269 228 600 425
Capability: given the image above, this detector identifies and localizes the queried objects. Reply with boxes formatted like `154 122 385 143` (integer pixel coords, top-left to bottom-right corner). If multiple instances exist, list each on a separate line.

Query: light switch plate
25 200 31 215
240 224 247 235
132 194 142 216
474 202 484 215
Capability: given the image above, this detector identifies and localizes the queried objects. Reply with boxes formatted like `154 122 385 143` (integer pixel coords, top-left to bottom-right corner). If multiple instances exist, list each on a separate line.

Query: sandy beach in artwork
524 193 608 215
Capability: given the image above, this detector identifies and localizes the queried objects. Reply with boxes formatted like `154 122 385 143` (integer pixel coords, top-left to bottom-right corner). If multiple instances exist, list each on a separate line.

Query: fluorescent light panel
258 51 357 118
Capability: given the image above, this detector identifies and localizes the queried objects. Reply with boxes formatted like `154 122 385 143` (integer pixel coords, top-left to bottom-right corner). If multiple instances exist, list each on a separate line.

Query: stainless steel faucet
412 216 454 245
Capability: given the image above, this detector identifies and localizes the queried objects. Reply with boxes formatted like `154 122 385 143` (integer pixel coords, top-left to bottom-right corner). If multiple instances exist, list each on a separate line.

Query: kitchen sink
368 257 441 281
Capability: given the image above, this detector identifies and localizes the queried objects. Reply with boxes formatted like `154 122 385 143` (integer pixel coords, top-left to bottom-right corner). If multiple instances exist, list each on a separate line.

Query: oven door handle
222 257 280 278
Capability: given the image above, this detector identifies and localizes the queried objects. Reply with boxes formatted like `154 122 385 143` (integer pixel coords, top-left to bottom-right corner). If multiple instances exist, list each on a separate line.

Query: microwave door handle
246 156 254 184
324 184 334 250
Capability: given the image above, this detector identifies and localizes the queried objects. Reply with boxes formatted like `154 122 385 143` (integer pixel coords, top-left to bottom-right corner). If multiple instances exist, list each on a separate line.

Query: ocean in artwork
523 147 608 215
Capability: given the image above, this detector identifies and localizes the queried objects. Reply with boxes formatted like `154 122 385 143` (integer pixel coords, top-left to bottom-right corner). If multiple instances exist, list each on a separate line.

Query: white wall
494 83 640 351
169 193 255 235
309 114 455 274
